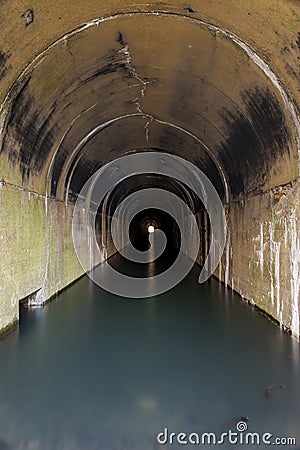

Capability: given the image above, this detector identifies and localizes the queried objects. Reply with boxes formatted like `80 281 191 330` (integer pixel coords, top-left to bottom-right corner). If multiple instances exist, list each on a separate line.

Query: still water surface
0 256 300 449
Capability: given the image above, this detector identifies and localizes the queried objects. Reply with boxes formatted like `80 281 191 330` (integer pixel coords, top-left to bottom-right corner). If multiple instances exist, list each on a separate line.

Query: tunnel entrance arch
0 8 299 337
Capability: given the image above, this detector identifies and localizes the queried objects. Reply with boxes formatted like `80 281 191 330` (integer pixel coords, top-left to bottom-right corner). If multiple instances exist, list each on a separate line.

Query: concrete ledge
0 318 18 340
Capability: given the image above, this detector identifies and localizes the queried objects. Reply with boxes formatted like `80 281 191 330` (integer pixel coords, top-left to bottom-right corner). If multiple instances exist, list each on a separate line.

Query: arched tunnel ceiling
105 173 203 217
0 2 299 203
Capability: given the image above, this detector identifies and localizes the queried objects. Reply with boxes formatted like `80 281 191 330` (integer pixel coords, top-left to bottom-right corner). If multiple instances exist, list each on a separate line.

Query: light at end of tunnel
148 225 155 234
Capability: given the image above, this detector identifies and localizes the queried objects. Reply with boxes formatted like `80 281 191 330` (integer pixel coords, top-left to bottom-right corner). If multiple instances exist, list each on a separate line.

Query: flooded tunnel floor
0 256 300 449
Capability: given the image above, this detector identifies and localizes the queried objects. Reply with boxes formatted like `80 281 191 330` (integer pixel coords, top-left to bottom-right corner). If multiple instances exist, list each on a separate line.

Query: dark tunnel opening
94 170 212 279
108 208 182 278
128 208 180 254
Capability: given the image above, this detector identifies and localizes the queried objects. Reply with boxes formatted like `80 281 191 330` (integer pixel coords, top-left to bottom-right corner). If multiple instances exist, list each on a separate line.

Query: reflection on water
0 254 299 449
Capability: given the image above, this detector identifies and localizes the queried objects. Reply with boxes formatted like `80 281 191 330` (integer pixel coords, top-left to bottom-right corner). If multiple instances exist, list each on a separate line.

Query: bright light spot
148 225 155 234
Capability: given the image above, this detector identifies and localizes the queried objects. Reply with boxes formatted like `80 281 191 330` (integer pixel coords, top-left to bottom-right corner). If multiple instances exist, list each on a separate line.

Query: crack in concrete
118 39 149 102
144 117 153 143
64 37 76 64
1 11 299 158
118 33 153 141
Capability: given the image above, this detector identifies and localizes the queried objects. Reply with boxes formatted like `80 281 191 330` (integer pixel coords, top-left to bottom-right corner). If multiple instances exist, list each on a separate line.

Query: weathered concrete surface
0 0 299 338
0 0 299 109
217 181 300 338
0 179 118 335
0 181 84 334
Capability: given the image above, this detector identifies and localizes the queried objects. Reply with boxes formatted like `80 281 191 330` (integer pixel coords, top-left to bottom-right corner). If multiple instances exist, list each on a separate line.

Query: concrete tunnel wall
0 0 300 337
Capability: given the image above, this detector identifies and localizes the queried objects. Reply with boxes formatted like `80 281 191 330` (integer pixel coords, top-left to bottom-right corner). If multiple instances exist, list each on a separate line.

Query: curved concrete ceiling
0 1 299 206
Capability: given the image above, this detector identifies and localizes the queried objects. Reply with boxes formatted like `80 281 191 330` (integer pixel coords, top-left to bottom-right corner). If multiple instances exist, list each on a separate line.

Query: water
0 255 300 449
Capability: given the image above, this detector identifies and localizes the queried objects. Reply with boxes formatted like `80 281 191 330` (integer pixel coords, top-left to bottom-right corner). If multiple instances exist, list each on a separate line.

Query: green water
0 257 299 449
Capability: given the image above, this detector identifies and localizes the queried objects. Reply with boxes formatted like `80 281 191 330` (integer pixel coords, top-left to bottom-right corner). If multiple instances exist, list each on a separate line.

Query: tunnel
0 0 300 340
1 2 300 448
